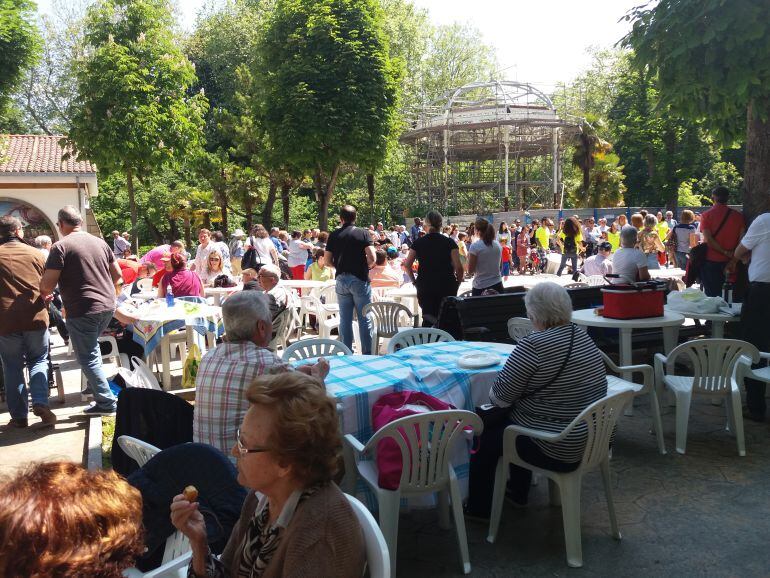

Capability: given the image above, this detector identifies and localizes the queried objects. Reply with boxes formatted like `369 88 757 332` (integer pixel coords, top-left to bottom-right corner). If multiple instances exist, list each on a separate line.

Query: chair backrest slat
363 301 416 338
579 390 633 469
506 317 534 343
282 338 353 362
387 328 454 354
668 339 760 394
366 410 482 491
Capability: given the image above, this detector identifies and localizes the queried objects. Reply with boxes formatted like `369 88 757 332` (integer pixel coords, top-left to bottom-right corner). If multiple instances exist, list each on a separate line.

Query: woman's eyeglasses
235 428 272 455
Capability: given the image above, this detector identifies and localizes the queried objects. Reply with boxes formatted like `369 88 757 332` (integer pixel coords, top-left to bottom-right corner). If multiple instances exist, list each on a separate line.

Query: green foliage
67 0 206 176
624 0 770 143
0 0 40 113
257 0 402 227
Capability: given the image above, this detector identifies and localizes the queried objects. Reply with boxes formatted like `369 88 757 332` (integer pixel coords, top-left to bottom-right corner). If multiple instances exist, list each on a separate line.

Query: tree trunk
143 216 164 244
244 197 254 232
125 167 139 253
168 218 179 242
183 218 191 248
315 163 340 231
742 98 770 224
261 178 277 229
280 181 291 229
215 176 229 235
367 173 375 225
663 128 677 212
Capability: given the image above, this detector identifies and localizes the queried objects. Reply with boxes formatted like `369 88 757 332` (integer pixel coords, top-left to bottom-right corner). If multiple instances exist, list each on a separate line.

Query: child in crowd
516 224 531 274
500 237 513 277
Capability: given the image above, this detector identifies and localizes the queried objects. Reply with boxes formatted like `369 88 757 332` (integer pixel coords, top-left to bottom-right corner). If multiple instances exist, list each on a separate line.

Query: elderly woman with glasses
467 282 607 517
171 371 365 578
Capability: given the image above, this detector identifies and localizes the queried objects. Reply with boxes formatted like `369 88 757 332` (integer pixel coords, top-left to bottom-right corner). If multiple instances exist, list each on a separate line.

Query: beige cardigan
218 483 365 578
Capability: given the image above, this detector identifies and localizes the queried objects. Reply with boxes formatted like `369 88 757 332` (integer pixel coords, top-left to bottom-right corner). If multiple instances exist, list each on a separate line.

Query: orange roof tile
0 134 96 174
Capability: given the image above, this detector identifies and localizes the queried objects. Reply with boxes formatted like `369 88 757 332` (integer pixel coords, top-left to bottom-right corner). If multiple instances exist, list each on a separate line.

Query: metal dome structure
400 80 581 215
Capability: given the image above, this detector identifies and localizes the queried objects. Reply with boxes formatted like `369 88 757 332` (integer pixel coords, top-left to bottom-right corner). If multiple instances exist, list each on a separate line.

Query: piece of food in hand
183 485 198 502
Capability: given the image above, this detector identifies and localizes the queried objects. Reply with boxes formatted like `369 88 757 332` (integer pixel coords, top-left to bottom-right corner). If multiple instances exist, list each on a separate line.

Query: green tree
66 0 206 252
0 0 40 117
257 0 401 230
624 0 770 221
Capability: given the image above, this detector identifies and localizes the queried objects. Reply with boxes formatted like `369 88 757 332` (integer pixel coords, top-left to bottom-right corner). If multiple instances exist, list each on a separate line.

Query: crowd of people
1 186 769 576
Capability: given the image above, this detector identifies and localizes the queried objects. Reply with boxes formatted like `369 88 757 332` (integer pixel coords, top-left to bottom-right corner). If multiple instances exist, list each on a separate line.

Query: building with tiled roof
0 134 101 239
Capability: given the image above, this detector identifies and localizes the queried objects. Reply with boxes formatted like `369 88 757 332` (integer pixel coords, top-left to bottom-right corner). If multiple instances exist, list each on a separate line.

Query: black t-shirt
412 233 458 286
326 224 373 282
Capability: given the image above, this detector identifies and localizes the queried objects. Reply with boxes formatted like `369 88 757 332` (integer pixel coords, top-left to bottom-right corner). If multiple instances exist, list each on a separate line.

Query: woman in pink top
158 253 203 298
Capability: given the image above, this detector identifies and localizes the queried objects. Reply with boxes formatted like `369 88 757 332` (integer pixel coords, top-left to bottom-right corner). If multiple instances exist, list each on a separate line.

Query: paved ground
0 332 119 476
397 396 770 577
4 330 770 576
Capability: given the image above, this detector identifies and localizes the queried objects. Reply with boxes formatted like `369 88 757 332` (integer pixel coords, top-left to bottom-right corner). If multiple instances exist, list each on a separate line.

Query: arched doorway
0 198 57 240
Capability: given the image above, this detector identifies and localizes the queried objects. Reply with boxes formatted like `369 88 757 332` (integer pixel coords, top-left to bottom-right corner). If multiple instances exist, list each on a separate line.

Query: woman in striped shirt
467 283 607 516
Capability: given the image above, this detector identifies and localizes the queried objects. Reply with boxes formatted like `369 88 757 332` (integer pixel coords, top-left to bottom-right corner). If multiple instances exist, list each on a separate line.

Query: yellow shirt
308 262 333 282
534 227 550 249
558 230 583 246
657 221 669 241
607 231 620 252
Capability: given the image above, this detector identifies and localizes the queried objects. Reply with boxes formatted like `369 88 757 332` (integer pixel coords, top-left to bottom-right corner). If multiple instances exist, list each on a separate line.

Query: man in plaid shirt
193 291 329 456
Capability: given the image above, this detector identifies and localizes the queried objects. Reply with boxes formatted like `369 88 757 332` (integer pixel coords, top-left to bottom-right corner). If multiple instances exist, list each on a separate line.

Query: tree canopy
0 0 40 116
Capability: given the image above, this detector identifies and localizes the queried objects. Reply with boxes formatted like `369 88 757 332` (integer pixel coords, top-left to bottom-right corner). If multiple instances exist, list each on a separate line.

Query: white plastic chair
584 275 607 287
282 338 353 362
487 389 633 568
362 301 418 355
136 277 154 292
371 286 394 302
117 435 161 466
118 436 191 578
655 338 760 456
386 327 455 354
345 494 390 578
315 285 341 339
737 350 770 390
506 317 534 343
601 351 665 454
268 308 296 352
81 335 124 398
345 410 483 576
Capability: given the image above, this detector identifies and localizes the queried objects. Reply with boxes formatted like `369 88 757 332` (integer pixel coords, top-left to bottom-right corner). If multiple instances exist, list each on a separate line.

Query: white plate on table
457 352 500 369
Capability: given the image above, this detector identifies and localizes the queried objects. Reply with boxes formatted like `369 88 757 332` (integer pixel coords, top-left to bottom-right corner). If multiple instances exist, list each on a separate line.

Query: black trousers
471 281 505 297
741 282 770 417
467 418 579 517
416 280 459 326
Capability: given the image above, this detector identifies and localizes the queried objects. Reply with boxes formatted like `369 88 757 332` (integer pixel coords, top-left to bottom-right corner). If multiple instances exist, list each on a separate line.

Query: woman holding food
170 371 365 578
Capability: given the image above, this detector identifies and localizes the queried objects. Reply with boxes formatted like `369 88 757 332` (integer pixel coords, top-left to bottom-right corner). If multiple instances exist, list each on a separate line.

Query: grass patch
102 416 116 469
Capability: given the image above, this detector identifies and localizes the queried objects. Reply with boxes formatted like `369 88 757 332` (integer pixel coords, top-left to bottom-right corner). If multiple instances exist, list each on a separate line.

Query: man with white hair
193 291 328 456
611 226 650 284
112 230 130 257
256 263 290 320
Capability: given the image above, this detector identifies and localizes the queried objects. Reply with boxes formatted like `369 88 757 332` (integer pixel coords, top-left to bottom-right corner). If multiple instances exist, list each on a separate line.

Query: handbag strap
712 208 733 239
521 324 576 400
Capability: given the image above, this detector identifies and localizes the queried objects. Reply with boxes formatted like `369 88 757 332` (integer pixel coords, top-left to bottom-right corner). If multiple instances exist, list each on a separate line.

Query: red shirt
501 245 512 263
152 268 166 288
699 204 745 262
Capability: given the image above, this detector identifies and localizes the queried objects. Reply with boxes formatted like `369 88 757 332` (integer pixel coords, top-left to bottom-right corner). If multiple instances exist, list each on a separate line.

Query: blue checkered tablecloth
295 341 515 509
128 301 225 357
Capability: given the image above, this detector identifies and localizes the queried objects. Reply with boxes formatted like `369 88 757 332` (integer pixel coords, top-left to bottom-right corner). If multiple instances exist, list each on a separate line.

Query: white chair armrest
504 423 564 443
601 351 653 385
344 433 366 457
759 351 770 365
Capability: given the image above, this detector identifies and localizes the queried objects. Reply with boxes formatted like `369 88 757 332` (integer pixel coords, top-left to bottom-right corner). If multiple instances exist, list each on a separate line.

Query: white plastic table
664 306 739 339
204 285 242 306
572 308 685 381
281 279 334 290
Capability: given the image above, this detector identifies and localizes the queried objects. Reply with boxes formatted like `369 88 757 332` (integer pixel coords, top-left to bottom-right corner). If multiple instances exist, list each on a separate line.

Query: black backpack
563 234 577 254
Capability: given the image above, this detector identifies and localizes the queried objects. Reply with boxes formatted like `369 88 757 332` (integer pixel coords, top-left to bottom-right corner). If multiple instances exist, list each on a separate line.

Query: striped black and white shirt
490 323 607 463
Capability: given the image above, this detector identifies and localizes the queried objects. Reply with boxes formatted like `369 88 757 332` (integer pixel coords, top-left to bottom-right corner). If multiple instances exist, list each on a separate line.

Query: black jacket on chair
128 443 247 571
111 388 194 477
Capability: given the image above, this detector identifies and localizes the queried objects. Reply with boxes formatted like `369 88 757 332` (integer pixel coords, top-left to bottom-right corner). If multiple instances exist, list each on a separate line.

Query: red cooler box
600 283 666 319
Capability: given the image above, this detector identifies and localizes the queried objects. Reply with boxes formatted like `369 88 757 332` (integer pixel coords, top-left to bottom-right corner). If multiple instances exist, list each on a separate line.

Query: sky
36 0 643 88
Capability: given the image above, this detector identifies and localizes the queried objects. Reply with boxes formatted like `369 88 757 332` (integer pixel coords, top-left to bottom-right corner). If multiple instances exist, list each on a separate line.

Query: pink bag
371 391 455 490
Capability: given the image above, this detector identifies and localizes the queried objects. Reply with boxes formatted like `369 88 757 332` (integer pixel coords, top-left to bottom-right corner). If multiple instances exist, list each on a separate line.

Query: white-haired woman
466 282 607 517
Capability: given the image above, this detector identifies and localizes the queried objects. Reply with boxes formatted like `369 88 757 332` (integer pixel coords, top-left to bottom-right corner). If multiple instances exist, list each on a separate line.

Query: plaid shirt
193 341 289 456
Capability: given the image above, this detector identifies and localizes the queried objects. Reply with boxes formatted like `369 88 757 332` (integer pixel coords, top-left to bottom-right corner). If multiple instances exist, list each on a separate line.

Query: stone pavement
0 332 118 475
397 398 770 577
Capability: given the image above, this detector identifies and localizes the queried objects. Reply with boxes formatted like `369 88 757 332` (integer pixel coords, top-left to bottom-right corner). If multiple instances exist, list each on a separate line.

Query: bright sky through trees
36 0 642 88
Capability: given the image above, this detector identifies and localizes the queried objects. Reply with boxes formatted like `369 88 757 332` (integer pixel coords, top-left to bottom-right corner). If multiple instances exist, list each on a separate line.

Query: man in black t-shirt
324 205 377 354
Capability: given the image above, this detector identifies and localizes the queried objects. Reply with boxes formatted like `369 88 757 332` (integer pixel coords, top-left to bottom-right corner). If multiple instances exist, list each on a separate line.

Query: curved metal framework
400 80 581 215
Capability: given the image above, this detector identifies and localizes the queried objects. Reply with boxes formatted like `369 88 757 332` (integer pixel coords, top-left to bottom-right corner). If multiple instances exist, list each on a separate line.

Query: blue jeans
0 329 50 419
674 251 688 270
67 310 117 410
557 253 578 276
335 274 372 355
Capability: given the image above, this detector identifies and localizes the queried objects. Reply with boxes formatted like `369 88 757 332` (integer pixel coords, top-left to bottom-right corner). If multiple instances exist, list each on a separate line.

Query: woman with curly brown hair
0 461 144 577
171 371 365 578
